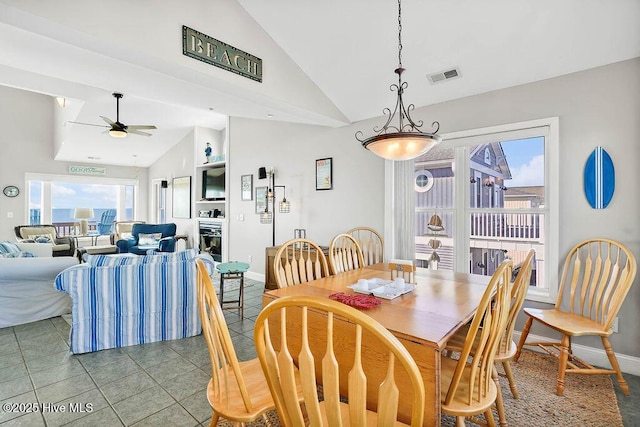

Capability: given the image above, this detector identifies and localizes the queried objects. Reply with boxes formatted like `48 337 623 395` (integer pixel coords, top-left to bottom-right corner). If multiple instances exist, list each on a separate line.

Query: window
412 118 559 303
26 173 138 235
152 179 167 223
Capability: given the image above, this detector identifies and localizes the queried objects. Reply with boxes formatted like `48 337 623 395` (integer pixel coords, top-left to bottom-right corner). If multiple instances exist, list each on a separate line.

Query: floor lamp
258 167 290 246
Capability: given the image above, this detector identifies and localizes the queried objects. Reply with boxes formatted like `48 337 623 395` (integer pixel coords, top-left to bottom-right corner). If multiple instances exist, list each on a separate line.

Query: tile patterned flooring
1 277 638 426
0 278 265 427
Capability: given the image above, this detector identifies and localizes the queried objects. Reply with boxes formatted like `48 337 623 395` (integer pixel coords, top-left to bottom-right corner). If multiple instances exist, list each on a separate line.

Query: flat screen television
202 166 226 200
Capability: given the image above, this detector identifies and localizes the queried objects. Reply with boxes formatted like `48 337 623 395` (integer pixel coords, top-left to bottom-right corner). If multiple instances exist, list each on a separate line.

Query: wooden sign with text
182 26 262 82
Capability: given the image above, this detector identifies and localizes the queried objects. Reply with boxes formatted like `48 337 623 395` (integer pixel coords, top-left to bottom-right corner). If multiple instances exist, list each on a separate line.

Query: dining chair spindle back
445 250 534 425
328 233 365 275
274 238 330 288
254 295 425 426
441 260 512 426
515 238 637 396
196 260 302 426
389 259 417 284
347 227 384 266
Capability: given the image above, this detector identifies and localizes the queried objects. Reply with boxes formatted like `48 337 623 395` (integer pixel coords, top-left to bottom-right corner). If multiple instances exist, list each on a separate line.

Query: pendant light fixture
356 0 442 161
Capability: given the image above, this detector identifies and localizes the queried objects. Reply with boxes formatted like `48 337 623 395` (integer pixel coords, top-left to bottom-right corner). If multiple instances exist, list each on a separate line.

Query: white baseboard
513 331 640 377
245 271 265 283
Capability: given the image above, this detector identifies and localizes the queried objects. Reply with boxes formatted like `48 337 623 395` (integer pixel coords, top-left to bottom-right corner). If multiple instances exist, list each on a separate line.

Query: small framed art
316 157 333 190
255 186 268 214
241 174 253 200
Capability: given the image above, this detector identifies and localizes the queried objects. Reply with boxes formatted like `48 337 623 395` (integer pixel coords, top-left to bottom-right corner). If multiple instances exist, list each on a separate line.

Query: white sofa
0 243 77 328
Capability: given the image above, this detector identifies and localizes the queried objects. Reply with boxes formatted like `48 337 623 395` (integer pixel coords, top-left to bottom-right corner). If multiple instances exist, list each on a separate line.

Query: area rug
217 350 623 426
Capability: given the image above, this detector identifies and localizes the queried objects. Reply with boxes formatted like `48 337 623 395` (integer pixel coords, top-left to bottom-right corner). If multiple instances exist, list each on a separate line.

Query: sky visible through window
501 136 544 187
29 181 133 222
30 182 118 209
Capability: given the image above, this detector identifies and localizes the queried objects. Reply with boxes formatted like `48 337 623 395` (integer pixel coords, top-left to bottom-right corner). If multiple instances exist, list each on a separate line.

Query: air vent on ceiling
428 67 461 84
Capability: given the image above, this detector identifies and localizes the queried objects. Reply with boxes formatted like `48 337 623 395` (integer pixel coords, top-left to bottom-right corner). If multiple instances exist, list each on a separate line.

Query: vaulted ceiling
1 0 638 166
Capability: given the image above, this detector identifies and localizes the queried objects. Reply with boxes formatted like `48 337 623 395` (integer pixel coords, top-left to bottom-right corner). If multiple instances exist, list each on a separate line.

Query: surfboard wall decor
584 146 615 209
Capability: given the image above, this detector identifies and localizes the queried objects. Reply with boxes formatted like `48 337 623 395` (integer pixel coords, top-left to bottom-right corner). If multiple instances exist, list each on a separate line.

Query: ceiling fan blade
68 121 109 128
127 129 152 137
100 116 115 125
127 125 157 130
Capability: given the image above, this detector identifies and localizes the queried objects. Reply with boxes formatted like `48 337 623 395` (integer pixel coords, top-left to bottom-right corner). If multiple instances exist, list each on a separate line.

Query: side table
216 262 250 318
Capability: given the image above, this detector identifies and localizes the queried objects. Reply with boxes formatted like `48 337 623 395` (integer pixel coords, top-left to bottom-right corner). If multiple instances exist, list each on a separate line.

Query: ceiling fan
69 92 157 137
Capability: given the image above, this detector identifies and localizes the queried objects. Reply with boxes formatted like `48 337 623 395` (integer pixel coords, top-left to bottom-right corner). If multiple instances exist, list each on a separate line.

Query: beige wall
408 58 640 358
0 86 148 241
227 118 385 277
2 57 638 362
225 58 640 360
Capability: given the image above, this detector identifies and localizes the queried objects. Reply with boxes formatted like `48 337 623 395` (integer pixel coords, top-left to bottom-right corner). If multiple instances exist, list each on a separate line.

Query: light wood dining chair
515 238 637 396
347 227 384 266
445 250 534 426
328 233 365 274
254 295 425 426
441 260 512 427
196 260 302 426
273 238 330 288
389 259 417 284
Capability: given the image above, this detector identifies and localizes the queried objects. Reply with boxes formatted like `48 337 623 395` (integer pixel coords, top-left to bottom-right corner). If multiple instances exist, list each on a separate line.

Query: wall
228 58 640 361
0 85 148 241
227 118 385 278
147 129 196 238
409 58 640 358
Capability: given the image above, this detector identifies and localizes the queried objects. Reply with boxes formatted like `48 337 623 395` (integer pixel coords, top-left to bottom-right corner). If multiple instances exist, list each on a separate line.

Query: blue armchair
116 223 177 255
96 209 117 235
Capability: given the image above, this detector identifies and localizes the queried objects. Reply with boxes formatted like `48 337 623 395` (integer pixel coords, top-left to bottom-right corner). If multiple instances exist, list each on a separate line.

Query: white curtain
393 160 415 260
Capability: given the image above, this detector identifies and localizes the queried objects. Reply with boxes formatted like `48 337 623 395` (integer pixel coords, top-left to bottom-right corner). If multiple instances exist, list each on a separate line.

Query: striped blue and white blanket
55 251 214 354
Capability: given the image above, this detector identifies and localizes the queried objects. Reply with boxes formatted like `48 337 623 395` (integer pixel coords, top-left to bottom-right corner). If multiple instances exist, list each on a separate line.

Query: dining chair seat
205 358 277 424
440 356 499 417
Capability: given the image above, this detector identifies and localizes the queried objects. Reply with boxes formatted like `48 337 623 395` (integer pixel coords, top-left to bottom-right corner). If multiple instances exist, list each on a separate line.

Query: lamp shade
73 208 94 219
362 133 442 161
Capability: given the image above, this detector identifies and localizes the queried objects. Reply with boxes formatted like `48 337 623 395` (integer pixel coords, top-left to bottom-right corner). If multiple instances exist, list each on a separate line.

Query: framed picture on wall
172 176 192 218
316 157 333 190
255 186 268 214
241 174 253 200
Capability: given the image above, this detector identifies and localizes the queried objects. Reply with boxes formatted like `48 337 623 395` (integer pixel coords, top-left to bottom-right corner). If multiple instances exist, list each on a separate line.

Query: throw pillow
33 234 54 244
138 232 163 246
144 248 199 263
15 251 36 258
0 241 21 256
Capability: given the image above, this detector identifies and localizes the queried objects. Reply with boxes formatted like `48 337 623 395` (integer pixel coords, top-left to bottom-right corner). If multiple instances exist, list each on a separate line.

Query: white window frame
25 172 139 224
385 117 559 303
151 178 167 223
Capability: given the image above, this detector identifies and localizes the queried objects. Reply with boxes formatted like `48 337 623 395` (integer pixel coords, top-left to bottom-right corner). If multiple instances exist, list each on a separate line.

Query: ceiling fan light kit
356 0 442 161
69 92 157 138
109 129 127 138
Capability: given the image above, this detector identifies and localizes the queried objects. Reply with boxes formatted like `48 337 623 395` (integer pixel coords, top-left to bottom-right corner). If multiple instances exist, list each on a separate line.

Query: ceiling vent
428 67 461 84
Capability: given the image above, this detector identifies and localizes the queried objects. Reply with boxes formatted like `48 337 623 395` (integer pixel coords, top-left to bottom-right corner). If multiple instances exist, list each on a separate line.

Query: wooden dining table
262 264 491 426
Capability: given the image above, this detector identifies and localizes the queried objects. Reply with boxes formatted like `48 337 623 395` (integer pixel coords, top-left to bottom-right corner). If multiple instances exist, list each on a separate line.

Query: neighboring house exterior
414 142 542 286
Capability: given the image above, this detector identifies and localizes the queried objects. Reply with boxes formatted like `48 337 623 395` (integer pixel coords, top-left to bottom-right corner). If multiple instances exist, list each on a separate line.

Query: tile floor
0 278 265 427
1 277 638 426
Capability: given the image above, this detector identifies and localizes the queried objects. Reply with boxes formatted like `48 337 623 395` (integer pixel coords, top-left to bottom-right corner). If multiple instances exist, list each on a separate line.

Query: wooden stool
216 262 250 317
